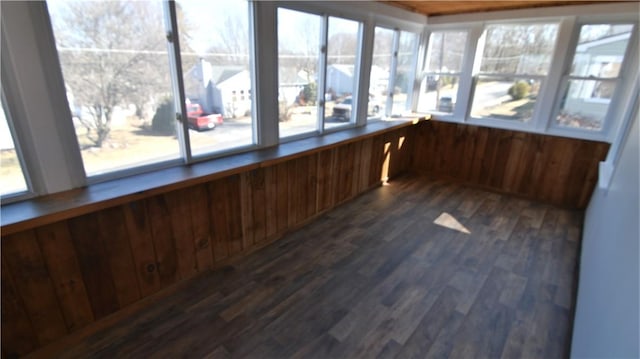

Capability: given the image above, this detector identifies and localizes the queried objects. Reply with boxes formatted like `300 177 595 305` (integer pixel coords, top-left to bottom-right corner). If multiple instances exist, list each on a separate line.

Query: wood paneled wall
0 128 412 358
411 121 610 209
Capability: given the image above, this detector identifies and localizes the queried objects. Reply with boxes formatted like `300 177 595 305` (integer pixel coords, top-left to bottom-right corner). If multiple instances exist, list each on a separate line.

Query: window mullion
163 1 192 163
455 25 483 121
2 1 86 195
386 29 400 117
354 20 372 127
251 1 279 147
535 16 577 132
317 15 329 134
409 28 426 112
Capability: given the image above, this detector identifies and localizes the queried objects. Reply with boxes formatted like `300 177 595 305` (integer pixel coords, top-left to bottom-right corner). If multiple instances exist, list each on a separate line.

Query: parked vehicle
438 96 454 113
332 96 380 121
187 103 223 131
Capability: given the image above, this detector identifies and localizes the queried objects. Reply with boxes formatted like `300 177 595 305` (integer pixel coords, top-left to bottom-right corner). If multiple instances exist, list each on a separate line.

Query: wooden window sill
1 118 426 235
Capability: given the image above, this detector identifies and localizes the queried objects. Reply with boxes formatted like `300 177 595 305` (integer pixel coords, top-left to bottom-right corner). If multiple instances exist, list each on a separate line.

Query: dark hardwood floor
54 174 581 358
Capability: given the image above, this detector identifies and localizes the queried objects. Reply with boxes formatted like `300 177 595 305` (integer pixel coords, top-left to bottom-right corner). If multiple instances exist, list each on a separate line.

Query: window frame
468 20 562 128
419 3 639 143
0 90 33 203
548 21 638 137
418 28 470 117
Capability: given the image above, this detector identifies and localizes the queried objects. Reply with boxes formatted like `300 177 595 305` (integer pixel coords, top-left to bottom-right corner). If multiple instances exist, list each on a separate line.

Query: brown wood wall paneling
411 121 609 209
1 128 412 358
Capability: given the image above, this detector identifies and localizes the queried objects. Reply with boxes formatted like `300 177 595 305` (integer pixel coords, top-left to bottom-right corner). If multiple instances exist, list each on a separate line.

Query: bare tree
51 1 172 147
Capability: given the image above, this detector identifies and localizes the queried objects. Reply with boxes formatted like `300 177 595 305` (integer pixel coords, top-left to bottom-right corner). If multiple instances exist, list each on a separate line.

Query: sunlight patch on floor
434 212 471 234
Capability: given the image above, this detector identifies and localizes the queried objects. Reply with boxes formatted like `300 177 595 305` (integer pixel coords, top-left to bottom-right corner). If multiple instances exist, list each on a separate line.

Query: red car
187 103 223 131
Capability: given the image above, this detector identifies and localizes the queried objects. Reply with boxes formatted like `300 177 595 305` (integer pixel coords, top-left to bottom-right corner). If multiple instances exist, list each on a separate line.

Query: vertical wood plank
265 165 278 239
240 171 255 249
287 159 299 228
351 141 363 198
189 184 214 271
226 174 245 255
317 149 336 213
295 157 309 225
122 200 162 297
68 213 120 320
97 206 141 308
2 230 68 344
34 221 94 332
208 179 231 261
306 154 318 219
489 131 514 189
1 254 38 357
145 195 178 287
164 189 198 281
359 138 373 192
469 125 489 184
252 168 267 243
276 162 289 234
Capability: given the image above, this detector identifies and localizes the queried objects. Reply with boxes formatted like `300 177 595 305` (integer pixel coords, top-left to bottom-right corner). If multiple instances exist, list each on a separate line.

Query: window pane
393 31 418 114
480 23 558 75
48 0 180 176
278 9 321 138
325 17 360 130
177 0 254 156
368 27 394 120
426 31 467 73
571 24 633 79
556 79 614 130
471 77 541 122
417 75 459 114
0 103 28 196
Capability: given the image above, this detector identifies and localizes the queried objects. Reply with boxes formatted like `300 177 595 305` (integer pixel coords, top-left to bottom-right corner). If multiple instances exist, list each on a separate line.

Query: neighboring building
184 59 252 118
278 67 310 105
564 31 631 121
326 64 390 99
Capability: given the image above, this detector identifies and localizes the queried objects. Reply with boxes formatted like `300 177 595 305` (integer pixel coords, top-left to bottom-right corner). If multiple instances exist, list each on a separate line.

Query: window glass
278 8 322 138
0 102 28 196
392 31 418 115
367 27 393 120
418 31 467 114
48 0 180 176
480 23 558 75
556 24 634 130
324 17 360 130
472 23 559 122
426 31 466 73
177 0 254 156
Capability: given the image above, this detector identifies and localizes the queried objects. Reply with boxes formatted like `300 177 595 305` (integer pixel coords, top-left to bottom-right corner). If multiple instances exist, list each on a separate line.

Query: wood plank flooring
49 175 581 359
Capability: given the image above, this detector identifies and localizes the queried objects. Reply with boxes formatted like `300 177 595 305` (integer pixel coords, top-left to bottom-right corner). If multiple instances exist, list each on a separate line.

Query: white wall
571 108 639 358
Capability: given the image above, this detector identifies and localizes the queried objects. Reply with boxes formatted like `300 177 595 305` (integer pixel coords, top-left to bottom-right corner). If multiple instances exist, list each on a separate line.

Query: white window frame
0 90 33 203
468 19 562 131
418 28 471 118
421 3 639 143
548 21 638 138
0 0 424 202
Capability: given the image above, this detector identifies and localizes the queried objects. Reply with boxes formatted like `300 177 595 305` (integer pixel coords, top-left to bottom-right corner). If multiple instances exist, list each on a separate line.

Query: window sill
1 117 426 235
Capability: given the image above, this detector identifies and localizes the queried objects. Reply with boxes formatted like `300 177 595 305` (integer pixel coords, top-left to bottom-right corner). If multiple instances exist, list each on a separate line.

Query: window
177 0 254 156
277 8 364 138
47 0 181 176
368 27 394 120
392 31 418 115
418 30 467 114
555 24 634 131
0 99 28 197
324 17 360 130
471 23 559 122
277 8 322 138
